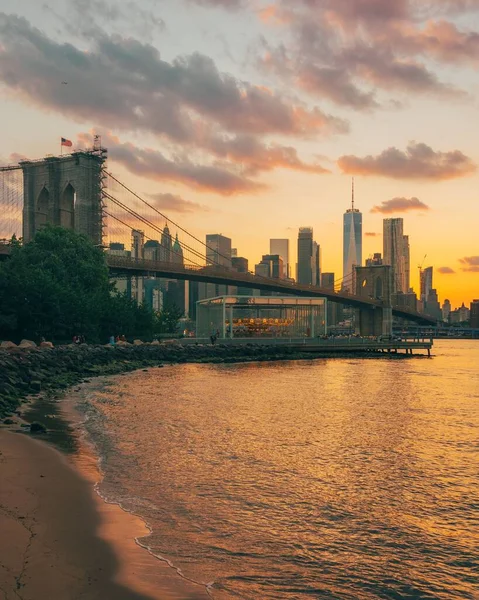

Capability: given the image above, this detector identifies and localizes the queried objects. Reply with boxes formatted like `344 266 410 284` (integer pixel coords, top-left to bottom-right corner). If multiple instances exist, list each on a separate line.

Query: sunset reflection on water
83 341 479 599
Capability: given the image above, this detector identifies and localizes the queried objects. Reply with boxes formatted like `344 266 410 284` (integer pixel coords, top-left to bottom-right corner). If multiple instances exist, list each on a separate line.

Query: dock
181 337 433 357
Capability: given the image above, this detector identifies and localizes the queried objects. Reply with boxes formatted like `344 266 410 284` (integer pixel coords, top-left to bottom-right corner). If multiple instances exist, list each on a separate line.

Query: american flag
61 137 73 147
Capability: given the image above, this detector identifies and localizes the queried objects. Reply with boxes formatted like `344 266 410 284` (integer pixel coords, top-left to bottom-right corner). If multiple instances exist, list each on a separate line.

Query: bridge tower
20 150 106 245
354 264 393 337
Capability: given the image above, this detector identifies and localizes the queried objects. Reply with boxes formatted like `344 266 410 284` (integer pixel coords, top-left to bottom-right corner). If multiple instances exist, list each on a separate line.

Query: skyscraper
313 241 321 286
206 234 232 267
270 239 290 278
383 218 410 293
297 227 314 285
343 179 362 292
470 299 479 329
160 223 172 262
420 266 433 304
202 234 233 299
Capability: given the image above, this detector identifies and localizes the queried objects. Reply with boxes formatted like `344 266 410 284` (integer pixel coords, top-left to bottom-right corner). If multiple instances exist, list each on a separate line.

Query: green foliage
154 303 184 334
0 227 158 343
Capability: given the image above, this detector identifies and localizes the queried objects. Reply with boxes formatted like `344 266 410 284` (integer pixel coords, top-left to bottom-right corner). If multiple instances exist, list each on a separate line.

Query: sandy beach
0 427 210 600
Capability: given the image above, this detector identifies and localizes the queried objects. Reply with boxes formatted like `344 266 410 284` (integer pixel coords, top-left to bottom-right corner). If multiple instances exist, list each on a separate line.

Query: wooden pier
181 337 433 357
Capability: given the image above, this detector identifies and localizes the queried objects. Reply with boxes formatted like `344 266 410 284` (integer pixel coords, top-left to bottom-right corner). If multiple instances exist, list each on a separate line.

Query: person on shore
109 335 116 346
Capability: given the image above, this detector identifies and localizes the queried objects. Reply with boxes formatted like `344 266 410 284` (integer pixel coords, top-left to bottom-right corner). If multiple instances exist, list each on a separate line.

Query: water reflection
82 341 479 599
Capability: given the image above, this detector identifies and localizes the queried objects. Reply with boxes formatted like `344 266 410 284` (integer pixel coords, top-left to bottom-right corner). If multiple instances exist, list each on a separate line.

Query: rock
40 341 54 349
133 340 143 346
30 421 47 434
150 340 160 346
19 339 37 349
0 341 17 349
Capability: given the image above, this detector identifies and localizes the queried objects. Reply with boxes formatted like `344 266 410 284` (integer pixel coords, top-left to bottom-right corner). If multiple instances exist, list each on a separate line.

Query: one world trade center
343 179 362 292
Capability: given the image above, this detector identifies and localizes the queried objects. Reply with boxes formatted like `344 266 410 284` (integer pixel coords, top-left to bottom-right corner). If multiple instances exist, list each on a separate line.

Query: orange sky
0 1 478 308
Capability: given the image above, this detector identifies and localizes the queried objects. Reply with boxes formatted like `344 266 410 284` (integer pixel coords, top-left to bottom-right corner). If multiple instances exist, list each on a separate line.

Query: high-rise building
425 289 441 320
232 257 248 273
131 229 145 305
366 253 383 266
144 239 160 261
442 299 451 323
232 256 252 295
450 303 470 324
160 223 172 262
270 239 290 278
321 272 340 327
420 266 433 304
470 299 479 329
171 233 184 265
321 273 335 289
343 179 362 292
201 234 233 299
313 241 321 286
297 227 314 284
206 234 232 267
383 218 410 293
257 254 283 279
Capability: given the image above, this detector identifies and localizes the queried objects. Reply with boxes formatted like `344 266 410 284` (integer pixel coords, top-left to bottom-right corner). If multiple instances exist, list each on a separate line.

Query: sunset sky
1 0 478 307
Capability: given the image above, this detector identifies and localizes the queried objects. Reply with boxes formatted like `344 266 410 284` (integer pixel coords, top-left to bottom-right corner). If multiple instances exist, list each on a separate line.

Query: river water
80 340 479 599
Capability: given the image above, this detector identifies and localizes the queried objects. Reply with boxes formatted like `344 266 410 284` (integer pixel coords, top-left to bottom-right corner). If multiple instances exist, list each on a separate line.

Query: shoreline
0 350 429 600
0 374 214 600
0 341 425 420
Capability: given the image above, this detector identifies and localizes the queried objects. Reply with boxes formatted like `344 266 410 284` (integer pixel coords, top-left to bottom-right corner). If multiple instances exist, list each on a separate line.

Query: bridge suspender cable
106 172 234 268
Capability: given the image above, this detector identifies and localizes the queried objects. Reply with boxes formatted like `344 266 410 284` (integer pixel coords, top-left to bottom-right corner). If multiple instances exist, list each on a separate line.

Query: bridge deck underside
107 257 436 325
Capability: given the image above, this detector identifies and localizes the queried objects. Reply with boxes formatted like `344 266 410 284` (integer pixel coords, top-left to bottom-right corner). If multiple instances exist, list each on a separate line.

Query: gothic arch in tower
35 187 50 233
60 183 75 229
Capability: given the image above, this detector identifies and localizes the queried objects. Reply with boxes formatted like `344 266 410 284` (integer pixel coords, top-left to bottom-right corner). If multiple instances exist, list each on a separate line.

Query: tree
154 303 184 335
0 227 155 343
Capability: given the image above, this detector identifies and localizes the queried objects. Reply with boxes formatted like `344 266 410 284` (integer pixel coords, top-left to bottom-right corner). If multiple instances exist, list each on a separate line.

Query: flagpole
61 138 63 157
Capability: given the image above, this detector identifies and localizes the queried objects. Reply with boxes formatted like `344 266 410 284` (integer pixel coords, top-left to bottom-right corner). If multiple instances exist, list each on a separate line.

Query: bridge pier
354 265 393 338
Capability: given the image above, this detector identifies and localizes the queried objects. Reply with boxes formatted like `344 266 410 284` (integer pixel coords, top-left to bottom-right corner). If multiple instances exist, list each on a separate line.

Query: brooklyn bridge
0 147 436 336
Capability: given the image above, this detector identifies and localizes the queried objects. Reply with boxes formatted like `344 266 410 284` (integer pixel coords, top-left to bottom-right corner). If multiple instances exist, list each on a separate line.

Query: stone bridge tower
354 264 393 337
21 151 105 245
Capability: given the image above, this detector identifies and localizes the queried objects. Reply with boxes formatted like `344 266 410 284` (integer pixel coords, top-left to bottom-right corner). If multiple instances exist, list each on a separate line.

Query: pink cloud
338 142 476 180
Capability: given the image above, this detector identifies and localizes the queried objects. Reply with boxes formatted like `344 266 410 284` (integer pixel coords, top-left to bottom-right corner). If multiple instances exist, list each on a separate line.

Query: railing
106 255 382 307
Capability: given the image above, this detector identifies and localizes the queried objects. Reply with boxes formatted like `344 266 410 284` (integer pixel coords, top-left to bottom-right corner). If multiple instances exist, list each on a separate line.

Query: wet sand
0 426 209 600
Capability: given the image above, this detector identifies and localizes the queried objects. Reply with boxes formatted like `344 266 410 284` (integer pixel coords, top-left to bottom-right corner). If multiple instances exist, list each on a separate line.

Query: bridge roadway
107 255 436 325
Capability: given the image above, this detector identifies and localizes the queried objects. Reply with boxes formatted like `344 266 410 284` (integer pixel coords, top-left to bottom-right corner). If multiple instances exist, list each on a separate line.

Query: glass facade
196 296 327 339
343 209 362 290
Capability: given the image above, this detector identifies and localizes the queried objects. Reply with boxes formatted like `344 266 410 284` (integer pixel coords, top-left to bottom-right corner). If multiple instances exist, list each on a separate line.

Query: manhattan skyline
0 1 478 306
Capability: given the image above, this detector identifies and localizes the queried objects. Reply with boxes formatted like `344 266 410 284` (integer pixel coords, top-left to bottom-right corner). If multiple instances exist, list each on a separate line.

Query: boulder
0 341 17 350
40 341 54 349
150 340 160 346
30 421 47 434
19 339 37 349
133 340 143 346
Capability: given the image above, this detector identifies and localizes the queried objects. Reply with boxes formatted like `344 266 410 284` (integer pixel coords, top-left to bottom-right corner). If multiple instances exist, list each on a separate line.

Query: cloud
365 232 380 237
0 13 346 141
203 133 331 175
259 0 476 110
459 256 479 272
187 0 246 8
146 193 209 214
79 132 264 196
371 196 430 214
338 142 476 180
437 266 456 274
